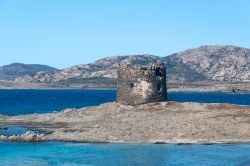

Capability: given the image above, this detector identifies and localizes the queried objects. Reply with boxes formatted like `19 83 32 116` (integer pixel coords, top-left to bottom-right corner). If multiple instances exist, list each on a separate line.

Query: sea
1 89 250 166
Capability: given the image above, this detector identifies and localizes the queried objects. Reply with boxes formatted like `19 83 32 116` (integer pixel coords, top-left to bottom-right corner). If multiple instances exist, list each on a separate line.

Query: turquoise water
1 90 250 165
1 142 250 166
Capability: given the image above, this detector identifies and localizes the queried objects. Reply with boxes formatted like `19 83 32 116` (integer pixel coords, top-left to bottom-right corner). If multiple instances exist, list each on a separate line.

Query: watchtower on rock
116 63 167 105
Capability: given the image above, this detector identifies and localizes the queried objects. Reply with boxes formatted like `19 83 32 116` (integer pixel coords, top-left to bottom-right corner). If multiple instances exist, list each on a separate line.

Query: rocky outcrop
14 45 250 84
1 101 250 144
2 131 44 142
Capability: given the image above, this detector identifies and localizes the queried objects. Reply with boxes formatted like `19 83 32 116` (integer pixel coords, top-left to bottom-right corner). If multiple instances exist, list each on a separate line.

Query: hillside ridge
12 45 250 83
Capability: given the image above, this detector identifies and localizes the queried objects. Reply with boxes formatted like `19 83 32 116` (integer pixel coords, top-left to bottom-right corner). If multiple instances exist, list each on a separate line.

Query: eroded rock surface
1 102 250 144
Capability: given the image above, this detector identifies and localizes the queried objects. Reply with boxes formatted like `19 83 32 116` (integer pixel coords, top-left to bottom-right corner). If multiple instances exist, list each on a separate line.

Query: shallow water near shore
0 125 47 136
0 142 250 166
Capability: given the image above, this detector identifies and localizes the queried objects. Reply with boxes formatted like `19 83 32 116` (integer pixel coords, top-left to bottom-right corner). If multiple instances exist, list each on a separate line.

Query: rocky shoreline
1 101 250 144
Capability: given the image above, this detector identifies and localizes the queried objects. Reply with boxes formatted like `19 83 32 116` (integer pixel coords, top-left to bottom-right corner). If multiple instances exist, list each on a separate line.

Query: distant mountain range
3 45 250 84
0 63 58 80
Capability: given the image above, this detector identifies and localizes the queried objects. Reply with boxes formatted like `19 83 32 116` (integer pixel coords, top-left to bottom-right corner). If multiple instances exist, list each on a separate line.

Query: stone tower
116 63 166 105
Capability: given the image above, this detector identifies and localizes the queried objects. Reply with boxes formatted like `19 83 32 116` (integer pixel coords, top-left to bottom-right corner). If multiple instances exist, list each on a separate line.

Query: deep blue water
0 89 116 115
1 90 250 166
0 89 250 115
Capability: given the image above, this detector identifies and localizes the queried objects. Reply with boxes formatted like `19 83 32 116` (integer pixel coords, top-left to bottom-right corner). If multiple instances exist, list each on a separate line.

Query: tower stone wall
116 63 166 105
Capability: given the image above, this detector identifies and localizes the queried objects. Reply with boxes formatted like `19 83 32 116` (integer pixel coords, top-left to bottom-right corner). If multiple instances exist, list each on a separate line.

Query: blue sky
0 0 249 69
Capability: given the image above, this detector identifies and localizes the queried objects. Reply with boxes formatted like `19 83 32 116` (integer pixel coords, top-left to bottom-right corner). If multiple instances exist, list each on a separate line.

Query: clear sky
0 0 249 69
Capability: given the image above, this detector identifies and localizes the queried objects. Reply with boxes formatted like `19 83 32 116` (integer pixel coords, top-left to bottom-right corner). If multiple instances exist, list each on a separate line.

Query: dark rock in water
0 127 8 130
232 86 241 93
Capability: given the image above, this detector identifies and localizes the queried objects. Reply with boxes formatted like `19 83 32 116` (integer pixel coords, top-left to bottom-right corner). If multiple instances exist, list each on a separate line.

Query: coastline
0 80 249 93
1 101 250 144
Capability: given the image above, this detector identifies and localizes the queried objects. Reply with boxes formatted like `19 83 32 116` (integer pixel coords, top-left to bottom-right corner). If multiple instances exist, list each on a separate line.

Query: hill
14 45 250 84
0 63 58 80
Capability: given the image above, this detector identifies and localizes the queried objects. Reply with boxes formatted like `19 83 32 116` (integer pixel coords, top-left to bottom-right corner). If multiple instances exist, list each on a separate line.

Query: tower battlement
116 63 166 105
